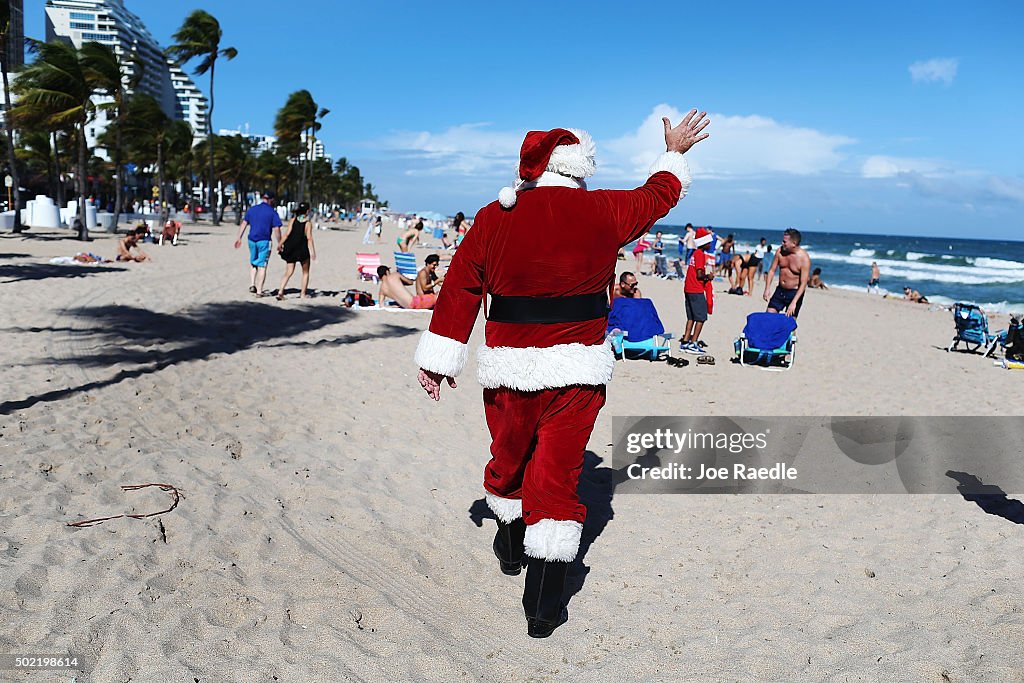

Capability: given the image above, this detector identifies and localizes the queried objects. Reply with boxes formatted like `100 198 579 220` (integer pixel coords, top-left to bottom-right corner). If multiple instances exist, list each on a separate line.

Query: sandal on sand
697 355 716 365
666 356 688 367
276 293 284 301
249 285 257 294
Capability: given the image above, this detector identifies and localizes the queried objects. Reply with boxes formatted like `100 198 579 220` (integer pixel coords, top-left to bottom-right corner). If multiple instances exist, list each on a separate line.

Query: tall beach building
44 0 209 154
4 0 25 71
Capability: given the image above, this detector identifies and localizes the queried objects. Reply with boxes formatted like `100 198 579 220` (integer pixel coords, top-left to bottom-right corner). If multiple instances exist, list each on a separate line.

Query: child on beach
808 267 828 289
116 226 151 262
680 227 715 353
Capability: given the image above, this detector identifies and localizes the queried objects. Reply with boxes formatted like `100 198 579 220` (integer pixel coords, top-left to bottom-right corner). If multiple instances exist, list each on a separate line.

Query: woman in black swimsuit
276 202 317 300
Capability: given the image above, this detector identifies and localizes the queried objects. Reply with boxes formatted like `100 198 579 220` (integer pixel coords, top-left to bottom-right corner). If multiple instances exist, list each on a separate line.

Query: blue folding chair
735 312 798 370
947 303 1005 356
607 297 674 361
393 252 418 280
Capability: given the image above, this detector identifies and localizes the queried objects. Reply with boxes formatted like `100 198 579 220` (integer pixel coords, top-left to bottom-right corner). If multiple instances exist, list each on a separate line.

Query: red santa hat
694 227 713 247
498 127 596 208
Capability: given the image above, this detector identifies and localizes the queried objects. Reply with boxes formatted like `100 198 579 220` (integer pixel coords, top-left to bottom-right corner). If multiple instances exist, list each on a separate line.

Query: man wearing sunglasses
613 271 643 299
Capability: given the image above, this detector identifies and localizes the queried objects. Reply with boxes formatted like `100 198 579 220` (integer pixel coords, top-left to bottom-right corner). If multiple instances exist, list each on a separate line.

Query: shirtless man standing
377 265 437 309
763 228 810 317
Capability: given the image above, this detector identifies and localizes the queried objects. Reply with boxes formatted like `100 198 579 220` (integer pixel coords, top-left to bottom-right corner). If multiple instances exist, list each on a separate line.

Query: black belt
488 292 609 324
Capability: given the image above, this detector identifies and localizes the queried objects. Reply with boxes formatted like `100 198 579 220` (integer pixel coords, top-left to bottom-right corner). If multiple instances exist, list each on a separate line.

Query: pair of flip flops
697 355 716 365
665 356 688 367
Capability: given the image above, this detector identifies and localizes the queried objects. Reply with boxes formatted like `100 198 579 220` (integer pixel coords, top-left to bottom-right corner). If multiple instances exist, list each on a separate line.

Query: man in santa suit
415 110 710 638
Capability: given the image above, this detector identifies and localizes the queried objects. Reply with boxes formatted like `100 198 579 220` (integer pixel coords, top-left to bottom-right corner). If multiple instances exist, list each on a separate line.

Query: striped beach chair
356 252 381 282
394 251 418 280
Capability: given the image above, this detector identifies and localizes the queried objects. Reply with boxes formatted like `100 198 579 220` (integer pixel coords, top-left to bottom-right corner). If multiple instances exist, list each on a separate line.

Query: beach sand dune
1 224 1022 681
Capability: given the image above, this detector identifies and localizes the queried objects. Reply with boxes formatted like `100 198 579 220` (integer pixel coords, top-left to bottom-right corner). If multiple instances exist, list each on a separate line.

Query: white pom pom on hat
498 184 518 209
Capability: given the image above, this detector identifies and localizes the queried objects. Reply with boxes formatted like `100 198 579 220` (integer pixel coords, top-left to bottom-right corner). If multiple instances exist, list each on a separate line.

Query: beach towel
743 312 797 350
607 297 664 342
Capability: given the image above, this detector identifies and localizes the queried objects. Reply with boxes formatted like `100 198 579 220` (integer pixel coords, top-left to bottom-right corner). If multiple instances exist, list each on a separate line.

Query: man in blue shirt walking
234 191 283 295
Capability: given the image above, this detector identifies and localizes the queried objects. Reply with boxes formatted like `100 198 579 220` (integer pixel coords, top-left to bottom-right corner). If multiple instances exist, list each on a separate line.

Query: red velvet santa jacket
415 152 691 392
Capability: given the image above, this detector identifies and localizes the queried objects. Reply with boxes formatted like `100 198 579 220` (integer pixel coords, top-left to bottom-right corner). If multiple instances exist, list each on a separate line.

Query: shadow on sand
947 471 1024 525
0 262 126 283
0 301 418 414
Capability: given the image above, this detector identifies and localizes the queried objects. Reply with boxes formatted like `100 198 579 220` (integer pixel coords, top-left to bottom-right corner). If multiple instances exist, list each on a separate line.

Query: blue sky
28 1 1024 238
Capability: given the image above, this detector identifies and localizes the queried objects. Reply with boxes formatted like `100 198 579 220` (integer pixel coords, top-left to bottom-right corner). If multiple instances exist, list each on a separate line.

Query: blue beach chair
607 297 674 361
734 312 798 370
393 251 418 280
947 303 1005 356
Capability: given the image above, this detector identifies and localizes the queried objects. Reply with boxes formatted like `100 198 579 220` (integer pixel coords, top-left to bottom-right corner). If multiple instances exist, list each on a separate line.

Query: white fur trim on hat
485 491 523 523
524 518 583 562
547 128 596 179
415 330 469 378
648 151 692 201
693 232 713 247
476 340 615 391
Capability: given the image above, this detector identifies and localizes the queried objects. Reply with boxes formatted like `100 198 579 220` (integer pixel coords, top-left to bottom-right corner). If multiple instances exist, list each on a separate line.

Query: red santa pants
482 385 606 525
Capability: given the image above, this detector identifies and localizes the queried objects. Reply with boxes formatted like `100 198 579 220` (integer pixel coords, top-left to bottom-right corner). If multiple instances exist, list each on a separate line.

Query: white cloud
860 155 947 178
378 123 522 177
986 176 1024 203
602 104 855 180
909 58 958 85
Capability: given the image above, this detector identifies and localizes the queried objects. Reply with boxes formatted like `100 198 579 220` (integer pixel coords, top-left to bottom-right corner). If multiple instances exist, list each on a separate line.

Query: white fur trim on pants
476 341 615 391
648 151 692 200
485 491 522 523
415 330 468 378
524 518 583 562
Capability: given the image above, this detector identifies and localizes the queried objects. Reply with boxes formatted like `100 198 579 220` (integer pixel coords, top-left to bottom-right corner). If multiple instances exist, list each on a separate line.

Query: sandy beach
2 220 1023 682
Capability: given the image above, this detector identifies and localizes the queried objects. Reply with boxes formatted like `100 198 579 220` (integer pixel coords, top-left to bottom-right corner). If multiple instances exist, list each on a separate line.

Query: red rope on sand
66 483 184 528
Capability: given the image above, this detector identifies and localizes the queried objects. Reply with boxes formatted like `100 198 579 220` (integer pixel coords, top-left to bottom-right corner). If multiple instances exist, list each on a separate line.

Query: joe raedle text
626 462 798 482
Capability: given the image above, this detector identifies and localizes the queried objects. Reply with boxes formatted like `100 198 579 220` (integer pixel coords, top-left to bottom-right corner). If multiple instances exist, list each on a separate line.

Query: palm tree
80 42 137 232
123 94 171 223
1 0 23 231
167 10 236 226
12 39 100 237
165 120 194 218
307 106 329 204
274 90 319 201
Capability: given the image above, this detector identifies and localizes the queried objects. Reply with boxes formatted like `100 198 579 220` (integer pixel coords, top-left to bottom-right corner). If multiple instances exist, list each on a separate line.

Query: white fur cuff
485 492 523 523
476 341 615 391
649 152 692 200
414 330 468 378
524 519 583 562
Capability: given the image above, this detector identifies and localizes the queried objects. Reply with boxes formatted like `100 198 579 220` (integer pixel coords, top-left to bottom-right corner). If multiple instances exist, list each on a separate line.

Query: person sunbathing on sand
376 265 436 309
903 286 929 304
116 227 151 262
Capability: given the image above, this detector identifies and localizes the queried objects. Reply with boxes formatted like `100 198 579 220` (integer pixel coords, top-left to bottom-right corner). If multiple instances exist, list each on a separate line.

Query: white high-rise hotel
45 0 209 155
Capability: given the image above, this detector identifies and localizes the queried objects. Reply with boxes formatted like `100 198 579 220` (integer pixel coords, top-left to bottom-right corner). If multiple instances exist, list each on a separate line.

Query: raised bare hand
663 109 711 155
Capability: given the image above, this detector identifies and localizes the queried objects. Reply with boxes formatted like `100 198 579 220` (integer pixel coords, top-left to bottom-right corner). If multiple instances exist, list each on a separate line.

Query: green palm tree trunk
208 61 218 225
1 58 21 232
77 121 89 240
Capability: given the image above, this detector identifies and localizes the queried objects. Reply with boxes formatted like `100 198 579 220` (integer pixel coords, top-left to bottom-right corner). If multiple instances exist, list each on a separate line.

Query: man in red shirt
680 227 715 353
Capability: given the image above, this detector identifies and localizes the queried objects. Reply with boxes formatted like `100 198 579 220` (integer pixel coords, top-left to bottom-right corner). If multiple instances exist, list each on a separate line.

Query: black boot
522 556 569 638
492 517 526 576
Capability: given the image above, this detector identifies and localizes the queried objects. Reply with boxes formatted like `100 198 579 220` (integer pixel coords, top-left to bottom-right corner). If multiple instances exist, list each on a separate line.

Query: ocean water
652 226 1024 313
